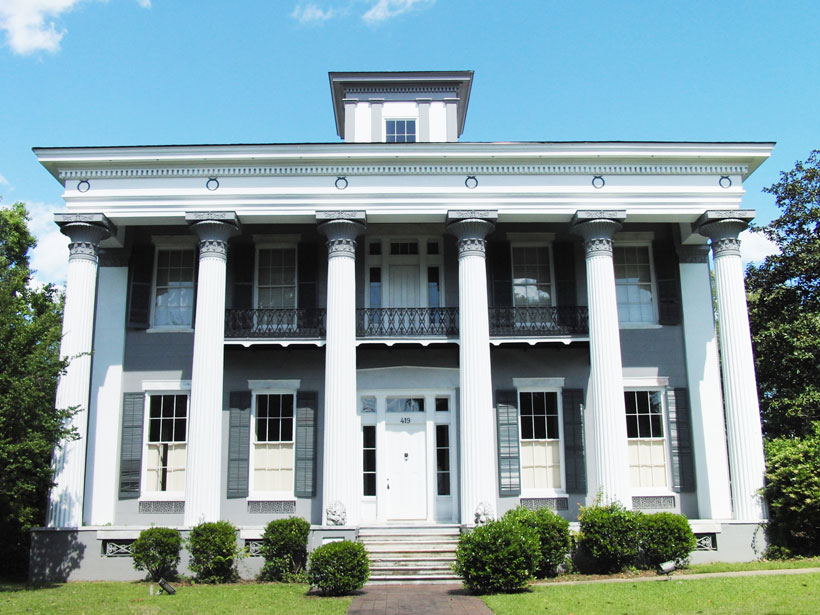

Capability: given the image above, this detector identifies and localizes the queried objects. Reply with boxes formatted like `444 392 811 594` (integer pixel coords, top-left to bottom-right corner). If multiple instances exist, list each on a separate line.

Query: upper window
625 390 668 489
144 394 188 493
519 391 562 491
256 247 297 309
252 393 295 493
386 119 416 143
512 246 553 307
614 246 655 324
153 249 196 327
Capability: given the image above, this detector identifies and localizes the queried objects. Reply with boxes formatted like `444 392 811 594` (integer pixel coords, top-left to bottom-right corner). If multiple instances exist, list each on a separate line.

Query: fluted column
318 211 366 526
696 211 766 521
571 211 631 507
48 213 115 527
447 211 497 524
184 212 239 526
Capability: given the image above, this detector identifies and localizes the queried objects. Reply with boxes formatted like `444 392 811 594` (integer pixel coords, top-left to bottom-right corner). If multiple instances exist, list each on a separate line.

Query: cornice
57 162 751 181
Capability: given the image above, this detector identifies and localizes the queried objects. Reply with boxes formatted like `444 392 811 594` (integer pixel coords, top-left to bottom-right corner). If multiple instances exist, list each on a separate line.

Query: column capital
55 213 116 263
317 212 366 258
186 212 240 260
446 212 497 258
695 210 755 259
570 211 625 257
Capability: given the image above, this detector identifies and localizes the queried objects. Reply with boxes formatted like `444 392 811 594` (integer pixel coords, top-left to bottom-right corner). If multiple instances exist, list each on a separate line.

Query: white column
318 213 366 526
571 211 631 508
183 212 238 526
48 214 114 528
84 252 129 525
696 211 766 521
447 214 497 524
677 245 733 519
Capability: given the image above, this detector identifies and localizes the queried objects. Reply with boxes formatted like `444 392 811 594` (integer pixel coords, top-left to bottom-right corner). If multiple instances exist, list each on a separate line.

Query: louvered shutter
668 388 696 493
231 244 255 310
127 245 154 328
496 389 521 497
119 392 145 499
653 241 682 325
227 391 251 499
562 388 587 495
294 391 318 498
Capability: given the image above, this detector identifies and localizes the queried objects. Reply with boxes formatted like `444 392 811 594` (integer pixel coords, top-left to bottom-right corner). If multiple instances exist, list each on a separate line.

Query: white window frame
139 380 191 500
613 236 659 328
248 382 298 500
516 386 565 496
384 117 418 143
253 240 299 310
623 385 674 494
509 239 557 309
148 236 197 333
364 236 444 309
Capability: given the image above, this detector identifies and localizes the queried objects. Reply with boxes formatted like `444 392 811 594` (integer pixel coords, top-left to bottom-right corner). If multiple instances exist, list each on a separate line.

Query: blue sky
2 0 818 285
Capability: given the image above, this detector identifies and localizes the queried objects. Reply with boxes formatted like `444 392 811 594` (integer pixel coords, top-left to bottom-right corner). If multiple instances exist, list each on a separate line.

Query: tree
0 201 72 579
746 150 820 439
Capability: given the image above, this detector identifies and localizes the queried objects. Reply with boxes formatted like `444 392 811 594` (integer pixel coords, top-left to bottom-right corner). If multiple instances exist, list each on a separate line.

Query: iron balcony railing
356 307 459 337
488 306 589 336
224 308 326 338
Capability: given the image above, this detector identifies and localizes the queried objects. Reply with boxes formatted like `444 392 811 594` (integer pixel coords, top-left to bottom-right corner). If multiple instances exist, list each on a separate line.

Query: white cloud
740 229 779 266
0 172 9 186
362 0 434 24
26 200 70 287
291 3 336 23
0 0 151 55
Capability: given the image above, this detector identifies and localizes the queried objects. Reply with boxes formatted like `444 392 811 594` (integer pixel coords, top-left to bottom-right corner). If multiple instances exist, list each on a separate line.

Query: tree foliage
746 150 820 438
0 202 71 579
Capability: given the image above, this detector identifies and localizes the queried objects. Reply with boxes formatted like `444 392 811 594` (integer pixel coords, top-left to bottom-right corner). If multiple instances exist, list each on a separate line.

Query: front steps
359 525 462 584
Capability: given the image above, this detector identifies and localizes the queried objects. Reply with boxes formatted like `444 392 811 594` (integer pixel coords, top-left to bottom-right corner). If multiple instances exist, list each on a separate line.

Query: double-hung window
144 393 188 493
152 247 196 328
252 392 295 494
519 391 563 491
512 245 553 308
256 246 297 309
614 245 656 324
624 390 668 488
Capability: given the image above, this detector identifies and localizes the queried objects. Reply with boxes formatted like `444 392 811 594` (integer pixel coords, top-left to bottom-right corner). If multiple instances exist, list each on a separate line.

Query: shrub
502 506 571 577
575 502 642 574
307 540 370 595
638 512 696 568
131 527 182 581
453 517 540 593
258 517 311 582
187 520 241 583
763 423 820 556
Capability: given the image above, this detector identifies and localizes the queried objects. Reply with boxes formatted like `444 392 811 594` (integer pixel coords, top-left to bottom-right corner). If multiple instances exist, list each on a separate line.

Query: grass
0 582 352 615
687 556 820 574
482 572 820 615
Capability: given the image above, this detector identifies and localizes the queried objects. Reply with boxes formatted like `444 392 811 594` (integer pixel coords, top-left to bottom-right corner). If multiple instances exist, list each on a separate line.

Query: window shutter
227 391 251 499
488 242 512 308
553 242 577 307
653 241 682 325
562 388 587 495
298 242 318 309
119 392 145 499
127 245 154 328
294 391 318 498
495 389 521 497
667 388 696 493
231 244 255 310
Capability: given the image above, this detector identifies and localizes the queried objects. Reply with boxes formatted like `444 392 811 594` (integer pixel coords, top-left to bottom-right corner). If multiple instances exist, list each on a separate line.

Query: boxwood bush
131 527 181 581
638 512 697 568
187 520 241 583
502 506 571 577
453 517 540 593
575 502 642 574
307 540 370 595
258 517 311 582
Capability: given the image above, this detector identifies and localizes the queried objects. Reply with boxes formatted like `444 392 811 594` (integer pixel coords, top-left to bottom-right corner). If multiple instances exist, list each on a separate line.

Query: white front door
385 424 427 521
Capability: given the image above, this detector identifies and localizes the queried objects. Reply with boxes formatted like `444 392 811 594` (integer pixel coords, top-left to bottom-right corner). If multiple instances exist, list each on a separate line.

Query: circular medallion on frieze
206 178 220 191
335 176 348 190
592 175 605 189
465 176 478 189
719 176 732 189
77 180 91 193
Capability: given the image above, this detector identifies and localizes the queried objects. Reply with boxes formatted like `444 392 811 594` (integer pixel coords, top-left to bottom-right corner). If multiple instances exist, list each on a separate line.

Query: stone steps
359 525 462 584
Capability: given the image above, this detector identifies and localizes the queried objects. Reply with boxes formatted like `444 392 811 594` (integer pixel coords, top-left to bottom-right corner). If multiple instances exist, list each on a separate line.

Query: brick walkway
347 583 492 615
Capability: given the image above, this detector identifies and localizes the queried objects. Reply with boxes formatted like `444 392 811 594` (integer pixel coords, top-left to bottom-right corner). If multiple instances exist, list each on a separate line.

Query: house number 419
400 417 412 424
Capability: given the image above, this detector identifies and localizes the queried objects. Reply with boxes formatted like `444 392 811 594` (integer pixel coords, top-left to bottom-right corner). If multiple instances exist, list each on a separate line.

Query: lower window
625 390 668 488
253 393 295 492
145 394 187 492
519 391 562 490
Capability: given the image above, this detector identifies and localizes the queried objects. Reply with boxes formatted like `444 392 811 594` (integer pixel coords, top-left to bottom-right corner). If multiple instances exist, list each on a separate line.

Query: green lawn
687 556 820 574
482 572 820 615
0 582 352 615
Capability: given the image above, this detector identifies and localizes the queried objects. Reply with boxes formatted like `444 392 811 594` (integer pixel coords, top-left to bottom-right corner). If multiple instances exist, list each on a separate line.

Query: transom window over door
253 393 295 493
519 391 562 490
145 394 187 492
257 247 296 309
153 249 195 327
512 246 552 307
625 390 668 488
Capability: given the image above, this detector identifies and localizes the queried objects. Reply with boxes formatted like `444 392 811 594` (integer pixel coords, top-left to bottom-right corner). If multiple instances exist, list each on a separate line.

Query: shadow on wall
29 530 86 583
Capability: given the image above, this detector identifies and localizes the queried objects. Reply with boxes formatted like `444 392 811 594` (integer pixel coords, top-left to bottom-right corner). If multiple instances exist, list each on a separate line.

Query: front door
385 423 427 521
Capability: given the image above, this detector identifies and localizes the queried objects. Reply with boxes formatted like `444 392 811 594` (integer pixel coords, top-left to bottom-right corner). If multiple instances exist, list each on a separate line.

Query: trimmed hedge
258 517 311 582
187 521 242 584
502 506 572 577
575 502 641 574
131 527 181 581
307 540 370 595
453 517 540 593
639 512 697 568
